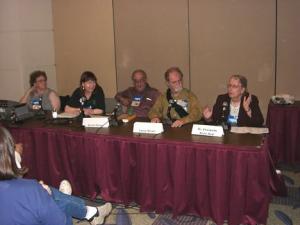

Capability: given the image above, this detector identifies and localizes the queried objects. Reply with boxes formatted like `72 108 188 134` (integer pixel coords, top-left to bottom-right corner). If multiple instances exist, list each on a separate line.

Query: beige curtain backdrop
52 0 117 97
113 0 190 93
277 0 300 96
189 0 275 116
52 0 300 119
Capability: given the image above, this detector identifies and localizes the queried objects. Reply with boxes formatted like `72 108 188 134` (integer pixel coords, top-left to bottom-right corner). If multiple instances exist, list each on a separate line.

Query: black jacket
208 93 264 127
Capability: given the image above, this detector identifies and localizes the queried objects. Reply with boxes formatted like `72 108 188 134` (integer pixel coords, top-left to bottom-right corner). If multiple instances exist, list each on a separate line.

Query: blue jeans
50 187 87 225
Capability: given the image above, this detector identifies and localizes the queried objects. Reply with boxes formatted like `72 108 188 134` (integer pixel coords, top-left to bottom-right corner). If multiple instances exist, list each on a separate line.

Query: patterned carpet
74 206 209 225
74 170 300 225
272 185 300 207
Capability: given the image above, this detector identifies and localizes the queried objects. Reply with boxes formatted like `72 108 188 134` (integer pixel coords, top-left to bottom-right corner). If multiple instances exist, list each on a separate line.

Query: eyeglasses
169 79 182 85
36 79 46 83
227 84 241 89
133 79 146 84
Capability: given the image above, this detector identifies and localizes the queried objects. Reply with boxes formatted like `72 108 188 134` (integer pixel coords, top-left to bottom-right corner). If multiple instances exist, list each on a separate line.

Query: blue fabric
0 178 88 225
0 178 67 225
51 187 86 223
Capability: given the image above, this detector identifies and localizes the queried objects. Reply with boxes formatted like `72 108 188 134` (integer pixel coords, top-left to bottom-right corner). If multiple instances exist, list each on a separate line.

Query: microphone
221 101 229 130
109 103 123 127
112 103 121 116
78 96 86 118
79 96 86 107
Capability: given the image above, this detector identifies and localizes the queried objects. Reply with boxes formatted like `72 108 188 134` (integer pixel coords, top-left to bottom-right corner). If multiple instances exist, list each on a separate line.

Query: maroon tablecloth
266 101 300 164
9 125 272 225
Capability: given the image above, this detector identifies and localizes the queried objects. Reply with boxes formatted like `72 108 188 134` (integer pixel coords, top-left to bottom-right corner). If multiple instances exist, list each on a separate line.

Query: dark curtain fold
267 102 300 164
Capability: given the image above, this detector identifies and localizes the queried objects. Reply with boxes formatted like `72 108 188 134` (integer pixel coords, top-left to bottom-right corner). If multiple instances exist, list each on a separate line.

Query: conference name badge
131 96 142 107
191 124 224 137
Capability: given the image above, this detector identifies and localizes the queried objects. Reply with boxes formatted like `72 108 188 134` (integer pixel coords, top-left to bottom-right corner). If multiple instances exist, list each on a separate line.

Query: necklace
230 101 240 115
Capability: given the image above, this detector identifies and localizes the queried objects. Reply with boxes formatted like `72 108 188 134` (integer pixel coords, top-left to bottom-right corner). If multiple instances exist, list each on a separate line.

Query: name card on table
191 124 224 137
133 122 164 134
82 116 109 128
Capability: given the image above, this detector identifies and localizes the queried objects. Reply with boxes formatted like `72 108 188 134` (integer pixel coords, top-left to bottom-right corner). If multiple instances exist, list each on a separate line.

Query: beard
173 86 183 93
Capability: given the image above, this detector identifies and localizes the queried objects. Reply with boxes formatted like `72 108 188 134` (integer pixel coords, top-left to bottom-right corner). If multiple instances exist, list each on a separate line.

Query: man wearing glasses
115 69 160 117
148 67 202 128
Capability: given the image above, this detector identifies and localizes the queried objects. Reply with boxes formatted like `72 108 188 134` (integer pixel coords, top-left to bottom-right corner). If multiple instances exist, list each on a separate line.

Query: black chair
105 97 117 114
59 95 70 111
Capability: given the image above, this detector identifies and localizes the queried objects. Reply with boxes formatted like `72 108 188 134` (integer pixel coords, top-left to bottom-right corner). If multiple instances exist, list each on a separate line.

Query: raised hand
243 94 252 113
203 106 213 121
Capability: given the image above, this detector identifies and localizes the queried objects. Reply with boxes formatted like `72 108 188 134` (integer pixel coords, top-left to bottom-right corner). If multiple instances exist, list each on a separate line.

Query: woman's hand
83 108 103 116
83 108 94 116
203 106 213 121
243 94 252 112
19 87 35 103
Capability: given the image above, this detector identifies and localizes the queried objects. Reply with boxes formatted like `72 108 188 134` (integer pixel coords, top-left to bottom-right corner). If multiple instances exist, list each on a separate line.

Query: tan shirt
148 88 202 124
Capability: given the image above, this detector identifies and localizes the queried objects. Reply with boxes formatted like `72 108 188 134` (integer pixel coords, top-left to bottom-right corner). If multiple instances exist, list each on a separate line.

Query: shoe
59 180 72 195
91 203 112 225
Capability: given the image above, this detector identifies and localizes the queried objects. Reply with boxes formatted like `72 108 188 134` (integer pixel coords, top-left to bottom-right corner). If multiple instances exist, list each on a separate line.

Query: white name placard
133 122 164 134
191 124 224 137
82 116 109 128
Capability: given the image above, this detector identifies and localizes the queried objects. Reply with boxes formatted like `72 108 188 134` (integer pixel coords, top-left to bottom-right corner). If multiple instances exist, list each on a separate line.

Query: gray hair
229 74 247 89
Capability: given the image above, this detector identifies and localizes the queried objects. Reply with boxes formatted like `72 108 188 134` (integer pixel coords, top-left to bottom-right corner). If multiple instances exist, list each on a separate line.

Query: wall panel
189 0 275 118
113 0 189 93
0 0 55 101
277 0 300 99
53 0 116 97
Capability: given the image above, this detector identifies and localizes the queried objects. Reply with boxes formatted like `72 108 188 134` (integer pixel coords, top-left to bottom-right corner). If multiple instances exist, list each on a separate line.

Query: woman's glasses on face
227 84 241 89
36 79 46 83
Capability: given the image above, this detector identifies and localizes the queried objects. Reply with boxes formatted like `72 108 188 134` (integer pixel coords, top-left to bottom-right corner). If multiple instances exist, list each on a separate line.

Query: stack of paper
230 126 269 134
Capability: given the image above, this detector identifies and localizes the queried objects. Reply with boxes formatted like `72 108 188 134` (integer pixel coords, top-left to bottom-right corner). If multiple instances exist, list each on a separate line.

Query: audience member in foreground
0 126 112 225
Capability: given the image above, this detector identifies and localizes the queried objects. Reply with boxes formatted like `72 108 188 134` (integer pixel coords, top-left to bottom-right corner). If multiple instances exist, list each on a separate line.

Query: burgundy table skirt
266 101 300 164
9 126 272 225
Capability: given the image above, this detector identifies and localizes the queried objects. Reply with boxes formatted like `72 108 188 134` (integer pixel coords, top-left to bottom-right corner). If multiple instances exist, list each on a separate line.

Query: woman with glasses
65 71 105 116
203 74 264 127
20 70 60 111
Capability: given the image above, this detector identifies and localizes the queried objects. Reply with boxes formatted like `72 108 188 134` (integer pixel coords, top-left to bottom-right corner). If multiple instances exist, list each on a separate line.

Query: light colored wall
0 0 56 101
1 1 300 116
52 0 117 97
277 0 300 99
189 0 275 116
113 0 190 92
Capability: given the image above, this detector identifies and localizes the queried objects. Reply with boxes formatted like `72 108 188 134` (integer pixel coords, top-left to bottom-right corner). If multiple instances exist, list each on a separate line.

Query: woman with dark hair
0 126 112 225
65 71 105 116
203 74 264 127
20 70 61 111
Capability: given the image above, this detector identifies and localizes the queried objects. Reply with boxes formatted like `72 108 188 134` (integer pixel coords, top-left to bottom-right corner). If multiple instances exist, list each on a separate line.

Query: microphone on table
109 103 123 127
221 101 229 130
78 96 87 119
